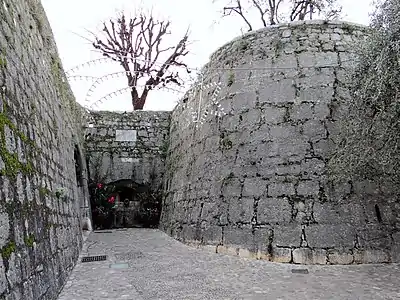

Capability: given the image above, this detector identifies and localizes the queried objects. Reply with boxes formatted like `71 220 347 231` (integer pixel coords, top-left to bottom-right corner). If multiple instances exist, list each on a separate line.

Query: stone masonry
85 110 170 190
0 0 89 299
1 3 400 299
160 20 400 265
85 111 170 227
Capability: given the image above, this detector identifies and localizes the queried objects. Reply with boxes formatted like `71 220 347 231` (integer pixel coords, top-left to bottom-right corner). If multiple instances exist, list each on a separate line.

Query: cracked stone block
315 52 338 67
263 106 287 124
228 197 254 224
356 226 392 249
221 178 242 198
302 120 327 141
271 247 292 263
231 92 258 112
224 227 255 252
306 224 356 248
290 103 313 120
297 86 334 102
268 183 295 197
327 249 354 265
274 225 302 247
238 110 262 130
201 226 223 245
354 249 390 264
297 180 320 196
270 124 298 141
259 79 296 104
293 248 327 265
242 178 267 198
273 55 297 69
257 198 292 224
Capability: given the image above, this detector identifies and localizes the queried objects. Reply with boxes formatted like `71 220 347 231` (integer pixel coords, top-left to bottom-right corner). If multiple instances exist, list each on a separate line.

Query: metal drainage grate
291 268 309 274
94 230 113 233
81 255 107 263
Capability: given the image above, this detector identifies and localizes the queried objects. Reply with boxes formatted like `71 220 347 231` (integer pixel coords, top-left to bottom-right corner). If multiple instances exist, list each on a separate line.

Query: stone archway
90 179 162 230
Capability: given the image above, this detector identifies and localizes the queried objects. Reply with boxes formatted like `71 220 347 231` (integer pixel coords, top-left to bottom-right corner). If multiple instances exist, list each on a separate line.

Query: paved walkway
57 229 400 300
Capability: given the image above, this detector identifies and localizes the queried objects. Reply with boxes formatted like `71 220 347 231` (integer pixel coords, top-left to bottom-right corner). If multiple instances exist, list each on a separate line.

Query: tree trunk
131 88 149 110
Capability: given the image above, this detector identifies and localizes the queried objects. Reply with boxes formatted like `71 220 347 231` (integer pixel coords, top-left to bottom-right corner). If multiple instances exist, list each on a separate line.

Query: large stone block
201 226 223 245
257 198 292 224
259 79 296 104
327 249 354 265
293 248 327 264
224 227 255 251
268 183 295 197
242 177 267 198
273 225 302 247
228 197 254 224
353 249 390 264
271 247 292 263
306 224 356 248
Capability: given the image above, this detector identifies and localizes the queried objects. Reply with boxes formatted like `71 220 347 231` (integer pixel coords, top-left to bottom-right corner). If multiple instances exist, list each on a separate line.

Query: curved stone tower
160 21 400 264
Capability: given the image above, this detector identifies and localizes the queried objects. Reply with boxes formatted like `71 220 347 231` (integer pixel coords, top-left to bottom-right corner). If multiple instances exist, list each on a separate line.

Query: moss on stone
0 53 6 68
227 71 235 87
39 187 51 198
1 240 16 260
24 234 35 247
0 105 36 177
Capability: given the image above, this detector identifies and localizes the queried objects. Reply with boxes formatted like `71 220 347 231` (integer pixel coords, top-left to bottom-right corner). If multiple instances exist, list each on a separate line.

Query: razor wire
65 52 357 127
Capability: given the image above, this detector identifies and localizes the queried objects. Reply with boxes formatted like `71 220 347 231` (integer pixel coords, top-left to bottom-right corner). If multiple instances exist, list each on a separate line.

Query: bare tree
91 12 190 110
215 0 341 32
290 0 342 21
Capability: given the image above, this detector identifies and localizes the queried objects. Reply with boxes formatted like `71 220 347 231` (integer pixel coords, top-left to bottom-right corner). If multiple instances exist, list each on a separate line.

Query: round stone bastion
160 20 400 265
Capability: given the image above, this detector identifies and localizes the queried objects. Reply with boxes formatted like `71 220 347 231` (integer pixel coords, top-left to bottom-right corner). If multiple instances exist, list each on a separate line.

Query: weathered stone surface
86 111 169 187
146 21 400 266
306 224 356 248
293 248 327 265
271 247 292 263
328 249 354 265
0 0 89 298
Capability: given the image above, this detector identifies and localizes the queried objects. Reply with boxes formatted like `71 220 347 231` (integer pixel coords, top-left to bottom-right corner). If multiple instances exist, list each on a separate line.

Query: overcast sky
41 0 375 112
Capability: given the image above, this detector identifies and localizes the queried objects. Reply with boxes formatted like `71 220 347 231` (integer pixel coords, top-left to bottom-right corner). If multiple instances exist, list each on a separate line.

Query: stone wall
85 111 170 227
0 0 89 299
160 20 400 264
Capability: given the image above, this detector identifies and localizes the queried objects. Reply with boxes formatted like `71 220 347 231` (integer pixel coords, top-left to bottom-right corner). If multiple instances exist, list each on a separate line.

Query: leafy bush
328 0 400 192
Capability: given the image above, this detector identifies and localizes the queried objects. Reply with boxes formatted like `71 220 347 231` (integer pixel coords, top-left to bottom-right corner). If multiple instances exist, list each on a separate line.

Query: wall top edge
210 19 369 61
87 110 172 115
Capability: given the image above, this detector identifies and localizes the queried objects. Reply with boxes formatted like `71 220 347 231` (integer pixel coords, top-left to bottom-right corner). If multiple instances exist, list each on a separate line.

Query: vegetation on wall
328 0 400 190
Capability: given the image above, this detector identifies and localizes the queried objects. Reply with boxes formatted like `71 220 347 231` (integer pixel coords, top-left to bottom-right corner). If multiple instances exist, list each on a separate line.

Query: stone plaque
120 158 140 163
115 129 137 142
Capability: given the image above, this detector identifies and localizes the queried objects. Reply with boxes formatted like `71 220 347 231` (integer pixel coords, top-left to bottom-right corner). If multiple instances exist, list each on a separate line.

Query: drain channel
81 255 107 263
291 268 309 274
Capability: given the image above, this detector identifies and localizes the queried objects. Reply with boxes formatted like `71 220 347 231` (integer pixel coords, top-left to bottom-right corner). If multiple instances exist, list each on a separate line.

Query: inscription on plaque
115 129 137 142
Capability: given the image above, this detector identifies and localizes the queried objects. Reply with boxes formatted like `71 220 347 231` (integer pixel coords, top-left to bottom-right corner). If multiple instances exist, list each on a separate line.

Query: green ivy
24 234 35 247
1 241 16 260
